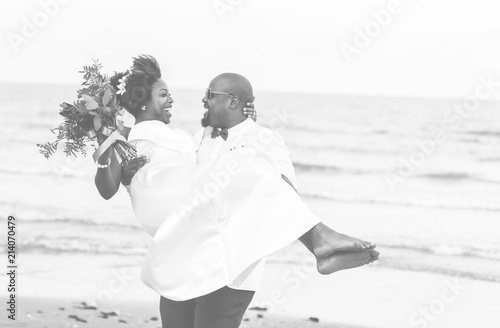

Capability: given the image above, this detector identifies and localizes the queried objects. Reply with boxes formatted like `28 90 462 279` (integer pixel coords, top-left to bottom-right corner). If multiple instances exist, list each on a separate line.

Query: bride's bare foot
317 249 379 275
304 223 375 258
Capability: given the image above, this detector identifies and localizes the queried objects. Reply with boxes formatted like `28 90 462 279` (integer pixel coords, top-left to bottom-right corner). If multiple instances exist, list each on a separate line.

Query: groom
158 73 284 327
155 73 374 328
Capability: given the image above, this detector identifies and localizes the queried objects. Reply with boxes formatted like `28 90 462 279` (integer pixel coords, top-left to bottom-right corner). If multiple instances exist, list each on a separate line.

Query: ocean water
1 83 499 281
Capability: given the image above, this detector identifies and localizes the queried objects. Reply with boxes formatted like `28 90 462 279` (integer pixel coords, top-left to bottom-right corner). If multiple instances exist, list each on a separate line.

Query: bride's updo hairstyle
110 55 162 117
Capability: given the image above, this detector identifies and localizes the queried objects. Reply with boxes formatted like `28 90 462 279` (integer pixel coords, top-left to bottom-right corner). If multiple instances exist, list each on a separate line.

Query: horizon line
1 80 500 102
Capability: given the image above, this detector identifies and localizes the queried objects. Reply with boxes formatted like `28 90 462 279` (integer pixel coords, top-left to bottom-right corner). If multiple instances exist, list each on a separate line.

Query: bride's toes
360 241 376 249
352 240 376 251
353 243 363 250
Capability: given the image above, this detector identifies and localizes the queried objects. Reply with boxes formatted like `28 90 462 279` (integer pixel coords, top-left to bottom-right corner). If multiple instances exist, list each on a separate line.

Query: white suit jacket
195 118 298 291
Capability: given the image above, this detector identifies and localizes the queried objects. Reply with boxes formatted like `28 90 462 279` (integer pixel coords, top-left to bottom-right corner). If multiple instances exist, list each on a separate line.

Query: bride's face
146 79 174 124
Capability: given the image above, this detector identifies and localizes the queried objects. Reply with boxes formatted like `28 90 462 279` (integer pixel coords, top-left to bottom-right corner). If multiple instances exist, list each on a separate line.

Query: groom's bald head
202 73 255 129
211 73 255 105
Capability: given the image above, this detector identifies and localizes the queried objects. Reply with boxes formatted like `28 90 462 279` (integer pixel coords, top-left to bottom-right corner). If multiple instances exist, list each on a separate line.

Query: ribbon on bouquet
92 130 127 162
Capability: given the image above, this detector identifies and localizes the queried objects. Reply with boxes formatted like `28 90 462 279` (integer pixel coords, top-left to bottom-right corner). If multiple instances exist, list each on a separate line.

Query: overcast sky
1 0 500 98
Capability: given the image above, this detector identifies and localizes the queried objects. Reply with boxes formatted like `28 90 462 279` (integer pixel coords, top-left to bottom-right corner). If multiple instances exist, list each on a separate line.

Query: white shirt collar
227 118 254 137
203 118 254 138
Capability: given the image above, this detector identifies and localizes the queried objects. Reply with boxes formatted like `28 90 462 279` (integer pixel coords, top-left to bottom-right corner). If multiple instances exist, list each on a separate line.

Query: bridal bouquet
37 58 137 164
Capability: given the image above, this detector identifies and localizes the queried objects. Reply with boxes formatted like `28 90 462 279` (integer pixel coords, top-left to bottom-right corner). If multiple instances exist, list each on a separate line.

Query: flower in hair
117 73 129 95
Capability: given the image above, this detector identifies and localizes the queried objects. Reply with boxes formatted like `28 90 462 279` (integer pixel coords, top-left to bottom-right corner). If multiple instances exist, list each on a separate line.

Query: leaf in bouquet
77 87 90 95
102 106 111 114
59 109 73 119
102 88 112 106
59 112 71 119
37 141 59 159
75 101 89 114
58 103 77 118
82 94 98 110
93 114 102 131
60 102 70 110
92 57 102 69
88 110 97 116
110 94 118 108
78 115 94 131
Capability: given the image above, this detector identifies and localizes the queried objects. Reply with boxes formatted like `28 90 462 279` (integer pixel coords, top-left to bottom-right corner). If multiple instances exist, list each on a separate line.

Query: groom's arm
264 130 315 251
263 130 299 190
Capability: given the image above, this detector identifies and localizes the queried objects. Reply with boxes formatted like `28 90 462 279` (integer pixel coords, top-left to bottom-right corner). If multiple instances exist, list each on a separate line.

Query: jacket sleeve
263 130 299 190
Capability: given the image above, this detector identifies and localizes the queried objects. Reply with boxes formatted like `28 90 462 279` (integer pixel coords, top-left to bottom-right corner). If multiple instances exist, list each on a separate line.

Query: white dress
128 121 320 301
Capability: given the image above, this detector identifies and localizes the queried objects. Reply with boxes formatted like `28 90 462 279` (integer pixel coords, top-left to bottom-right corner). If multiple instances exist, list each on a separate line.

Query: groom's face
201 79 230 128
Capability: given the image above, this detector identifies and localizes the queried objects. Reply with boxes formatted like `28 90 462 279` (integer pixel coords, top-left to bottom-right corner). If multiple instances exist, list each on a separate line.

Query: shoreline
2 247 499 328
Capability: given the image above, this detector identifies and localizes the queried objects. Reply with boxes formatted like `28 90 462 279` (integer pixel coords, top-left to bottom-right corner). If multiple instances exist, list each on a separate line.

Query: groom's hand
121 156 148 186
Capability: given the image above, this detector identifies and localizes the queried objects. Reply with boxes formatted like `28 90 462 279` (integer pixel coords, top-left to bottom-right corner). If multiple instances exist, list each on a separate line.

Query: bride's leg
298 235 314 253
301 222 376 258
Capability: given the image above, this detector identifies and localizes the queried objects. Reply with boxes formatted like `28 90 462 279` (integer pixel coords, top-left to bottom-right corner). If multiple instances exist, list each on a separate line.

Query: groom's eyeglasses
205 88 235 100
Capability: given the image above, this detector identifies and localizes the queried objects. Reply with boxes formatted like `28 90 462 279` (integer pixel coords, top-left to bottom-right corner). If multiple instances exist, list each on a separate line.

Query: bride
94 55 378 322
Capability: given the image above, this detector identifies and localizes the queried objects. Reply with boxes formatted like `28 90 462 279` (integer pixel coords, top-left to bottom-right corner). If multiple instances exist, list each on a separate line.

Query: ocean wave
294 162 500 185
0 236 148 256
419 172 500 184
418 172 471 180
4 138 46 145
380 243 500 262
293 162 386 175
377 243 500 283
294 162 340 173
479 157 500 162
301 192 500 212
0 166 92 179
282 122 396 137
463 130 500 138
20 216 142 230
290 143 398 155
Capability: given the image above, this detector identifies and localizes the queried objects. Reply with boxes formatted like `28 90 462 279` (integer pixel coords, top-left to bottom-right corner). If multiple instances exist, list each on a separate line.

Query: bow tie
211 127 229 140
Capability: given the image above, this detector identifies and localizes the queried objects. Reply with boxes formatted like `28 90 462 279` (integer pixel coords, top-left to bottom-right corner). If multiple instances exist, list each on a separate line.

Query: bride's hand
121 156 148 186
243 102 257 122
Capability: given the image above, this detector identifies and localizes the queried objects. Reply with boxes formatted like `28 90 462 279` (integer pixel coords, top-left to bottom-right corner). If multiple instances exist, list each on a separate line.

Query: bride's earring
141 105 146 111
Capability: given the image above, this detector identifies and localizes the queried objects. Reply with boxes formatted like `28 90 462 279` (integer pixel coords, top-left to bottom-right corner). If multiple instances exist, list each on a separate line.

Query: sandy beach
2 197 500 328
2 250 500 328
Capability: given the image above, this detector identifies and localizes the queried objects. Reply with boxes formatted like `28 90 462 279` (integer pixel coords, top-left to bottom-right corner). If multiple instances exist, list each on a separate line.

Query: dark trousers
159 286 255 328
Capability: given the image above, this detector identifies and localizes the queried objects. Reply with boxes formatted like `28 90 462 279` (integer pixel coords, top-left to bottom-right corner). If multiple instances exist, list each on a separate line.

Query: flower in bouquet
37 58 137 164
